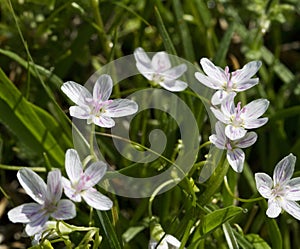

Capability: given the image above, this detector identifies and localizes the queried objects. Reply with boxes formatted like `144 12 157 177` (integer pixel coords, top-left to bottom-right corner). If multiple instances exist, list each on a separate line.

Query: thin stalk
90 0 110 57
148 178 181 218
223 176 263 203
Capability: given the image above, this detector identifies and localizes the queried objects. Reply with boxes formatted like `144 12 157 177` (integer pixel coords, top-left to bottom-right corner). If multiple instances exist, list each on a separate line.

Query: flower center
90 100 112 116
230 102 245 127
152 73 165 84
272 184 286 198
73 173 92 193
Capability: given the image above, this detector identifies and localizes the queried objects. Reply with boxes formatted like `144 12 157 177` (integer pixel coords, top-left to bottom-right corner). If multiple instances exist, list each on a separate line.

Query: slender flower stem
0 164 46 172
90 0 110 57
198 141 211 151
89 123 97 163
148 178 181 218
89 206 94 227
223 176 264 202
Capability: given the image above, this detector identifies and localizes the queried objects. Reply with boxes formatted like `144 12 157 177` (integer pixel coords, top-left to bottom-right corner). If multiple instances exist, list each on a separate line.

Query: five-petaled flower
209 121 257 172
195 58 262 105
8 168 76 236
134 47 188 92
255 154 300 220
211 92 269 140
62 149 113 210
61 74 138 128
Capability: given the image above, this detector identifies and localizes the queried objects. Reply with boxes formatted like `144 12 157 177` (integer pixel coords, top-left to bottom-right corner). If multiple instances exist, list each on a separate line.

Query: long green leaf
213 22 236 65
201 206 243 235
172 0 195 61
96 210 123 249
0 68 66 166
154 6 177 55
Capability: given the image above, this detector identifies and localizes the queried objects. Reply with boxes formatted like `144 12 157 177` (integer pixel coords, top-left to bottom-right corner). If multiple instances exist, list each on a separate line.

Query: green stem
148 178 181 218
89 124 97 163
0 164 46 172
223 176 263 203
90 0 110 57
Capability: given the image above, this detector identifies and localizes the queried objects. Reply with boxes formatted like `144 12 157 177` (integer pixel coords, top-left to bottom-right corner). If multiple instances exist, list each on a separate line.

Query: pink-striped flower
134 47 188 92
255 154 300 220
8 168 76 236
195 58 262 105
209 121 257 172
62 149 113 210
61 74 138 128
211 92 269 140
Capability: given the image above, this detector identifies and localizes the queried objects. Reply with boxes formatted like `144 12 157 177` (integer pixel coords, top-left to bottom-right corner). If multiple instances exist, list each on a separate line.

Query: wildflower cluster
8 149 113 239
6 48 300 249
195 58 269 172
196 58 300 221
8 74 139 242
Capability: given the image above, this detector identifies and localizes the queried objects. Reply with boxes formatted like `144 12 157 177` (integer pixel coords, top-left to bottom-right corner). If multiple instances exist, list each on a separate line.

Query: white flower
62 149 113 210
134 47 188 92
8 168 76 236
195 58 262 105
61 74 138 128
211 92 269 140
149 234 183 249
209 121 257 172
255 154 300 220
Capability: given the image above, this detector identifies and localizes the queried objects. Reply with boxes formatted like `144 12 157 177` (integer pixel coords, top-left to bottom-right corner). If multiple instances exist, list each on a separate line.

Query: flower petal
65 149 83 183
243 99 269 120
8 203 42 223
273 153 296 185
46 170 62 204
69 106 90 119
255 173 273 199
235 78 259 91
210 107 229 124
211 90 230 105
195 72 221 90
93 115 115 128
200 58 227 83
93 74 113 102
160 80 188 92
266 199 282 218
209 122 226 149
283 200 300 220
231 60 262 83
151 51 171 72
225 125 247 141
163 64 187 81
51 199 76 220
105 99 138 117
81 188 113 210
61 81 92 106
134 47 152 68
286 177 300 201
84 161 107 189
25 211 49 236
220 92 236 117
165 234 181 248
17 168 47 204
235 132 257 148
227 148 245 173
244 118 268 129
62 177 82 202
